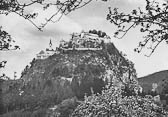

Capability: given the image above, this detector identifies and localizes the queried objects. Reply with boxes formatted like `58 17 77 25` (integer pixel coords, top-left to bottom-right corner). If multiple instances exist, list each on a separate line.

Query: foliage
161 79 168 94
1 75 75 114
72 85 168 117
0 26 19 69
20 58 36 77
107 0 168 56
30 58 36 68
21 65 30 77
0 61 7 68
0 26 19 51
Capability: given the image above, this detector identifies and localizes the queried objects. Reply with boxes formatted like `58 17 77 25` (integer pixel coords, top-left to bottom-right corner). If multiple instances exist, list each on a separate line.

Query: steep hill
138 70 168 94
21 42 131 99
1 36 137 116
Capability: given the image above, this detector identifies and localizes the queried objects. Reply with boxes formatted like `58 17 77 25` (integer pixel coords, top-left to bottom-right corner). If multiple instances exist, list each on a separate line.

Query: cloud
126 0 145 4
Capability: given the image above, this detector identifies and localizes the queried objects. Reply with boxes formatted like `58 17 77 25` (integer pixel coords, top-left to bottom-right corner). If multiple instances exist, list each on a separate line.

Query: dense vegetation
72 85 167 117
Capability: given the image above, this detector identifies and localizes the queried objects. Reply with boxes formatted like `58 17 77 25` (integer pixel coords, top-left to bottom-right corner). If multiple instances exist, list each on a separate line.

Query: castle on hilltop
36 30 111 59
59 30 111 51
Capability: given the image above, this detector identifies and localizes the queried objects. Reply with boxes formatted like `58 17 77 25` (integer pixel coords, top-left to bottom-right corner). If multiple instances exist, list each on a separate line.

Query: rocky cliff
21 42 133 99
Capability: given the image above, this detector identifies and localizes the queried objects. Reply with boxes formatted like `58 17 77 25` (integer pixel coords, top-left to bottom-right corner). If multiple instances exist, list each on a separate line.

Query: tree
0 27 19 69
106 0 168 56
21 65 29 78
29 58 36 68
72 82 168 117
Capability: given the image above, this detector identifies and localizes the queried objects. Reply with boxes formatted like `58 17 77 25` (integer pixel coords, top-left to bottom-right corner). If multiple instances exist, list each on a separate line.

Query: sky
0 0 168 79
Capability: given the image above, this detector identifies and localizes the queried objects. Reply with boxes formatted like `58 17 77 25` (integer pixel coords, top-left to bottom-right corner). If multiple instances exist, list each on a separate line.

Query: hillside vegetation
138 70 168 94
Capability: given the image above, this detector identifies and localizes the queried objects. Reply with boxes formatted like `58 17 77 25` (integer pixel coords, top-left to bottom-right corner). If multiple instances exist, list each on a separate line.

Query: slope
138 70 168 94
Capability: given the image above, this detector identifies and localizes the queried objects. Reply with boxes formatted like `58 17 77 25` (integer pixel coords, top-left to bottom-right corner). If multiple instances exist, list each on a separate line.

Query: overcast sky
0 0 168 78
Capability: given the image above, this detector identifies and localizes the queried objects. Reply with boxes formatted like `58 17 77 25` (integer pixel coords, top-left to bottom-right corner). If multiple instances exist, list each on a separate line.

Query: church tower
46 39 54 51
49 39 53 51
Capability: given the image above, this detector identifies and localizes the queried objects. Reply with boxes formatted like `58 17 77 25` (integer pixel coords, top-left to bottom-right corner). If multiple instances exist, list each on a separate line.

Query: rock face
20 42 133 99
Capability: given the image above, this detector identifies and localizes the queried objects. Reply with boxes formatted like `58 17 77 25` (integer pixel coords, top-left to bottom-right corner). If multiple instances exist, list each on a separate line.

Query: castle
59 30 111 50
36 30 111 59
36 39 58 60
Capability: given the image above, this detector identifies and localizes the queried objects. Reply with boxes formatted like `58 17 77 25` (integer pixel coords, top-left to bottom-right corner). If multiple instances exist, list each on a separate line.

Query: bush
72 86 168 117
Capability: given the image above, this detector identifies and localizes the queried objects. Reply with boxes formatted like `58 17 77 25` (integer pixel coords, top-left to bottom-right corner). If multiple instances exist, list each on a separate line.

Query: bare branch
107 0 168 56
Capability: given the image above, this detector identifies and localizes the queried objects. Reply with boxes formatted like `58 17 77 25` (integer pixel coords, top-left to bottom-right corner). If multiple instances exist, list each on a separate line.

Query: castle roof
38 50 45 54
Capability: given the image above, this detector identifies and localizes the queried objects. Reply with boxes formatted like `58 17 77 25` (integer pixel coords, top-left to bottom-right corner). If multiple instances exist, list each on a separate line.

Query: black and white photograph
1 0 168 116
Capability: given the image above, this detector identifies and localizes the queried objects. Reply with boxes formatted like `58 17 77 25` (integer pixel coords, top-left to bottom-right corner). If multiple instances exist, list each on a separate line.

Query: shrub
72 85 168 117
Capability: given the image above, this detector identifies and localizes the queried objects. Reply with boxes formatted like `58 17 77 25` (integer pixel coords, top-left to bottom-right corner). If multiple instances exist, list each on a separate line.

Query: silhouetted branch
0 61 7 68
0 0 94 30
107 0 168 56
0 26 19 51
